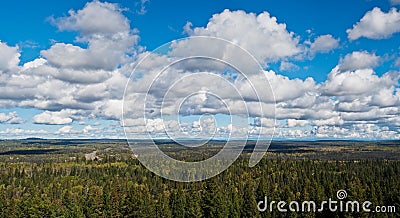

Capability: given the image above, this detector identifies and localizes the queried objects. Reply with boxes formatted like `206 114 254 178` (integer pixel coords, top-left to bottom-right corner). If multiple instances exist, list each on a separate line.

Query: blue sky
0 0 399 139
1 0 399 82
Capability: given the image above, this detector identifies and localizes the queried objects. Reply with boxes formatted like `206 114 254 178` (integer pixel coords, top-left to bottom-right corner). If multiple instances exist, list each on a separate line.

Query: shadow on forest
0 149 62 155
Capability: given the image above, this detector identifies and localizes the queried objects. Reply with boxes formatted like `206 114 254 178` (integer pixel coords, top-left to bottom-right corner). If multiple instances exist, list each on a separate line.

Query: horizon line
1 137 399 142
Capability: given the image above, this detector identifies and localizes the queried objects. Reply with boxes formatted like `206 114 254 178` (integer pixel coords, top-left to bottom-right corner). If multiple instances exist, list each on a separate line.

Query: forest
0 139 399 217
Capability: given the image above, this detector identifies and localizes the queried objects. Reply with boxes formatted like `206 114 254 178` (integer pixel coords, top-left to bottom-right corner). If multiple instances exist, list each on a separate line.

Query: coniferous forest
0 139 399 217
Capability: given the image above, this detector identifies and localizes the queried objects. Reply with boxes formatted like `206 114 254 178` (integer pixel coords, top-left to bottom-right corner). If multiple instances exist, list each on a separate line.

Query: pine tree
241 181 260 218
186 187 203 218
170 187 186 218
202 179 229 218
227 182 241 218
155 191 172 218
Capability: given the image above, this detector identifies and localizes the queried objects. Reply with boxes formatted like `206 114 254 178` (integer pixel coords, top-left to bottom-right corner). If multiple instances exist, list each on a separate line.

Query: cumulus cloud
0 128 49 138
50 1 130 36
41 35 137 72
370 87 400 107
339 51 380 71
347 7 400 40
0 42 20 72
98 99 124 120
0 111 23 124
309 34 339 54
56 126 73 134
185 9 302 64
264 70 316 102
43 1 139 71
322 67 397 96
184 11 340 64
310 56 400 139
83 125 95 133
33 111 73 125
52 67 111 84
279 61 299 72
287 119 309 127
312 116 344 126
0 1 137 125
271 52 399 139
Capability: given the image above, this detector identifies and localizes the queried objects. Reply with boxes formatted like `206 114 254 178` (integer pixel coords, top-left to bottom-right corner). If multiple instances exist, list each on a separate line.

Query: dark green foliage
241 181 260 218
0 144 399 217
202 179 229 217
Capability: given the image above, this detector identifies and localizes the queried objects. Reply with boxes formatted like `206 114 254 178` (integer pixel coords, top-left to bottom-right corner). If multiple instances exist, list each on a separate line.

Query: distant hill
24 137 44 140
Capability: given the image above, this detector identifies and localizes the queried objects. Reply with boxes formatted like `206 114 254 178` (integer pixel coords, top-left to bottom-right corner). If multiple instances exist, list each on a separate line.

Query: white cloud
264 70 316 102
50 1 130 36
336 98 370 112
0 1 137 122
183 22 194 35
341 107 398 122
0 111 23 124
370 87 399 107
0 128 49 138
347 7 400 40
315 57 399 137
93 122 101 126
339 51 380 71
287 119 309 127
279 61 299 72
33 110 73 125
75 83 108 103
309 34 339 54
137 0 149 15
21 58 46 71
185 9 302 64
42 1 139 72
0 42 20 72
312 116 344 126
322 68 397 96
56 126 73 134
98 99 124 120
83 125 95 133
41 35 137 72
52 66 111 84
253 117 276 127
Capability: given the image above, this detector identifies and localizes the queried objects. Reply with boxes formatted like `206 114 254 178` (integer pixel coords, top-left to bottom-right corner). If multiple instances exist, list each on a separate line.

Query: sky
0 0 399 139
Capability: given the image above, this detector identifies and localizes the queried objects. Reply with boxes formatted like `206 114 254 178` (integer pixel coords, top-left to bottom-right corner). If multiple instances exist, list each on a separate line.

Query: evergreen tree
170 187 186 218
202 179 229 217
241 181 260 218
186 187 203 218
155 191 172 218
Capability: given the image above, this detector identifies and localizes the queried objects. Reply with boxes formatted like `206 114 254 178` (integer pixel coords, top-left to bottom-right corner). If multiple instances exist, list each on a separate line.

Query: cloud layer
0 2 399 140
